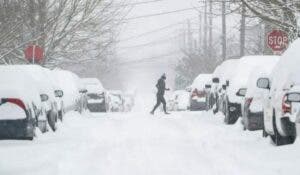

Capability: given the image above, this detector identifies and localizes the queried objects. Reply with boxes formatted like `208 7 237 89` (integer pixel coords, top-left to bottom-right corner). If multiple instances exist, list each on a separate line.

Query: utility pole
208 0 213 59
240 2 246 57
198 14 202 54
203 0 208 57
187 19 193 54
221 0 227 60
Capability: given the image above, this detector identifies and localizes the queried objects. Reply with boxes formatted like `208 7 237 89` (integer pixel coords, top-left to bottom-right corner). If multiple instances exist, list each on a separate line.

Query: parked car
224 56 279 125
0 68 45 139
285 90 300 140
189 74 212 111
15 65 59 132
44 69 65 121
0 86 40 140
172 90 190 111
257 39 300 145
0 65 58 132
108 91 124 112
210 59 240 114
242 57 279 131
52 69 87 114
82 78 108 112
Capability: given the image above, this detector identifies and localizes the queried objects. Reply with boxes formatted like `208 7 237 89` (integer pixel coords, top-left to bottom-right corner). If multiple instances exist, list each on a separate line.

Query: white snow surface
1 108 300 174
191 74 211 90
227 56 280 103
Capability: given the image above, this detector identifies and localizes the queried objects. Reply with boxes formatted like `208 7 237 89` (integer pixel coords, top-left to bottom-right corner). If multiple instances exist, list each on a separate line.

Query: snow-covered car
257 39 300 146
108 91 124 112
242 57 279 131
0 82 41 140
172 90 190 111
189 74 212 111
13 65 59 132
52 69 87 114
210 59 240 114
82 78 108 112
0 65 58 132
224 56 279 125
44 69 65 121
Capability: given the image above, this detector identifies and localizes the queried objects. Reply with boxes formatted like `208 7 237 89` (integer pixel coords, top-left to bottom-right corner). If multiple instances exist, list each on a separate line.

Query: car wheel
270 112 295 146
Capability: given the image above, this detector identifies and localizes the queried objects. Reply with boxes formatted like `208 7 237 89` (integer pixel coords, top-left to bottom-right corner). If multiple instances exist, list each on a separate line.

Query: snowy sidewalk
0 111 300 175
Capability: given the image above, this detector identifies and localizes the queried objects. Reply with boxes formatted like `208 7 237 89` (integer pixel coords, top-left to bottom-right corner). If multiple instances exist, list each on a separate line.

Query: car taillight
282 95 291 114
245 98 253 106
2 98 26 111
192 89 198 97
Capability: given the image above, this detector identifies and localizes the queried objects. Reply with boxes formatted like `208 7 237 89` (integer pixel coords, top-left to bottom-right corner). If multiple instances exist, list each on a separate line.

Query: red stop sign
24 45 44 63
267 30 289 52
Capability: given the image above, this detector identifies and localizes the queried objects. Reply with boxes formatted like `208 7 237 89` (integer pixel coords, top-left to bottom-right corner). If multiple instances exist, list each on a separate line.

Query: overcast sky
117 0 200 92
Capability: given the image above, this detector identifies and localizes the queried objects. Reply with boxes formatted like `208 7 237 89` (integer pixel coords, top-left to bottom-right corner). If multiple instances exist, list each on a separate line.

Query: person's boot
164 111 170 115
150 111 154 115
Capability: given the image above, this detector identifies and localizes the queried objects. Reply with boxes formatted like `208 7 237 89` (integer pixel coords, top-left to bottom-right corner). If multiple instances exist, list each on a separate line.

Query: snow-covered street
1 109 300 175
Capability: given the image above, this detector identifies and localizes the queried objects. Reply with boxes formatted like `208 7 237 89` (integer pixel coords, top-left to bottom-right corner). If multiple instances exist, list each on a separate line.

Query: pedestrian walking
150 73 170 115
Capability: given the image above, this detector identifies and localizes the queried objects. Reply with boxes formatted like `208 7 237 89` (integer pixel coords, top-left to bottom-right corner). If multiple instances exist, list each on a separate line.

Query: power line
118 51 182 65
124 7 199 21
118 35 180 50
118 17 197 42
113 0 166 7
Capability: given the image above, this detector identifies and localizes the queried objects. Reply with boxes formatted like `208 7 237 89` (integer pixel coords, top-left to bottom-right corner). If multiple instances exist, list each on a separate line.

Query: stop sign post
25 45 44 64
267 30 289 54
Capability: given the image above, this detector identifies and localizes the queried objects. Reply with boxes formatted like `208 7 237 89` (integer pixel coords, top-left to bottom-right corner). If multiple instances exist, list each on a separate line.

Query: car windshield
87 93 104 100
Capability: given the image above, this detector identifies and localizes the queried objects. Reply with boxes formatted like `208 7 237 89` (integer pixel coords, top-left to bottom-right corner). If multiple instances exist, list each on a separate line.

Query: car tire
270 112 295 146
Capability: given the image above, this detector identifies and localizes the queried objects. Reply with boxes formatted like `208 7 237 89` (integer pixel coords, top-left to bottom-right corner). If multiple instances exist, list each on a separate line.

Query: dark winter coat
156 77 166 96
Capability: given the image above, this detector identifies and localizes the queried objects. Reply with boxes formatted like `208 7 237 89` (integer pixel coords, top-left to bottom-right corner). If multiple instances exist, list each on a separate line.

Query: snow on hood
245 56 280 98
191 74 212 90
227 56 280 103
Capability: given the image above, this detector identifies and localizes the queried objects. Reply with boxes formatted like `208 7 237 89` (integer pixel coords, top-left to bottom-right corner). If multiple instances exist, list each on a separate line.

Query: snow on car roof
217 59 240 85
245 56 280 98
228 56 280 102
191 74 212 90
0 65 57 100
81 78 105 92
0 85 41 107
270 38 300 91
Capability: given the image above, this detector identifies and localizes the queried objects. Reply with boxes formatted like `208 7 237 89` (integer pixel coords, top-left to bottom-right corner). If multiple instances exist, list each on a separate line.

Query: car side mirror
236 88 247 97
212 77 220 83
257 78 270 90
205 84 212 89
40 94 49 102
55 90 64 98
286 93 300 102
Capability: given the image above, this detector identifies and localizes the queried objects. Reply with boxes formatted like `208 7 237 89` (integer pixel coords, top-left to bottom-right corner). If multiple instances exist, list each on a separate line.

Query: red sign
24 45 44 63
267 30 289 52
